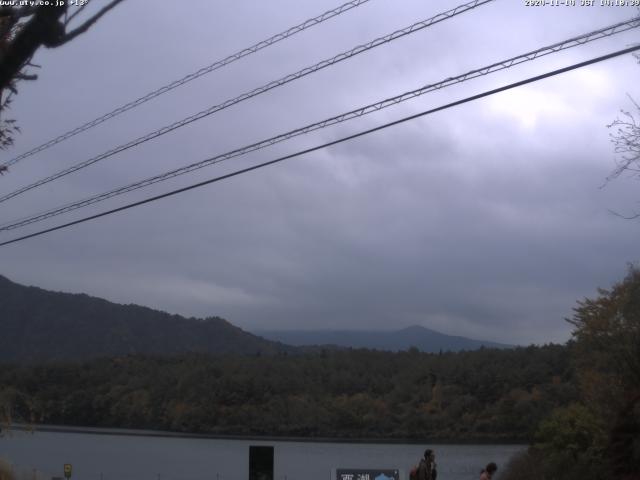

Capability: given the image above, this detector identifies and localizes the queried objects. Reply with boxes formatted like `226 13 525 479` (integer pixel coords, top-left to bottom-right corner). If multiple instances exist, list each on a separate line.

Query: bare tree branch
607 102 640 182
0 6 39 19
54 0 125 46
0 6 66 90
608 209 640 220
14 72 37 81
64 3 90 27
0 2 126 150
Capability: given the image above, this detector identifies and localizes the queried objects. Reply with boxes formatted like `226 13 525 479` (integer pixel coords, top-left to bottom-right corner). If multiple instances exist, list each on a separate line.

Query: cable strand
1 16 637 232
1 44 638 247
1 0 374 168
0 0 495 203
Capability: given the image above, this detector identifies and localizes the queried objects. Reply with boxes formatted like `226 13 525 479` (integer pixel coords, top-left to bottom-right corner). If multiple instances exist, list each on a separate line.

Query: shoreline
6 423 527 445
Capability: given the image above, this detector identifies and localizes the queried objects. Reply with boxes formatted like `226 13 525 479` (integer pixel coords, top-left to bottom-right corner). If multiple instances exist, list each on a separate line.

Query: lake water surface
0 427 525 480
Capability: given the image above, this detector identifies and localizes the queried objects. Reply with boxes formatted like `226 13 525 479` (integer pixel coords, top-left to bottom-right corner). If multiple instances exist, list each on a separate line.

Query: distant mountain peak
255 326 512 353
400 325 434 333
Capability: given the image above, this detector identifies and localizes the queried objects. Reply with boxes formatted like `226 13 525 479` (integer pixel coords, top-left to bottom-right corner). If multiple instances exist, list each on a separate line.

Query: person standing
417 449 437 480
479 462 497 480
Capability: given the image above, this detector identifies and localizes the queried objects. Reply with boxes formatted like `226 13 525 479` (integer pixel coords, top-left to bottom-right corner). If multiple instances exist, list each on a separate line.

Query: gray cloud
1 0 638 345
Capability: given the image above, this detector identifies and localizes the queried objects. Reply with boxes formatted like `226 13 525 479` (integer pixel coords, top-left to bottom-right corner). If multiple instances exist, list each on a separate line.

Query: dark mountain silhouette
254 325 512 352
0 275 293 363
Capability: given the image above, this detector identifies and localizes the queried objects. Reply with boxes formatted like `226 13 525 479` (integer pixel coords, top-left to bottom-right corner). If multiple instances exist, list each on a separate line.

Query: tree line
0 343 575 442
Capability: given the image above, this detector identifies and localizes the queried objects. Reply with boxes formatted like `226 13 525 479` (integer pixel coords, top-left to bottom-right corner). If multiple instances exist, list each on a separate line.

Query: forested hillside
0 275 292 362
0 345 576 441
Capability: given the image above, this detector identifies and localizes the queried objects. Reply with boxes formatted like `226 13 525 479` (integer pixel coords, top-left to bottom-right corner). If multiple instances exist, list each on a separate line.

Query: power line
0 0 494 205
0 0 374 169
2 16 637 233
1 44 638 248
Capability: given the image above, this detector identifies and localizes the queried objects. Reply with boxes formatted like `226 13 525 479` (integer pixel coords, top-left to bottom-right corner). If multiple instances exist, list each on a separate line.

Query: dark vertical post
249 445 274 480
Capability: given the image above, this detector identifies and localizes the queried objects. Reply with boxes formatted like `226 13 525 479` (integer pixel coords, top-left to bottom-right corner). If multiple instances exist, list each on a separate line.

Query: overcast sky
1 0 638 345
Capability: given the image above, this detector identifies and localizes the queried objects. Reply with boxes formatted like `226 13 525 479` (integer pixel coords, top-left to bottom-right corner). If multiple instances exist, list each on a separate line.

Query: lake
0 427 525 480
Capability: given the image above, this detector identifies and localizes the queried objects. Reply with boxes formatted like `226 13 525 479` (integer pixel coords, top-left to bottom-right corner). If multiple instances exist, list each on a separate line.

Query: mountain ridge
254 325 512 352
0 274 292 363
0 274 510 363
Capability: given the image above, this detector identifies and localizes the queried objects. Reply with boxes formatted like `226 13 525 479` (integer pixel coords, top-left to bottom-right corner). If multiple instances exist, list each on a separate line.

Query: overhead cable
0 0 374 168
2 16 637 233
0 0 494 204
1 44 638 247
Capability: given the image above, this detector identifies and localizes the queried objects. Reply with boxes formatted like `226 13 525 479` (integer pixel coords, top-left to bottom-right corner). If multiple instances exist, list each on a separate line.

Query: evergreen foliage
500 267 640 480
0 344 574 441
